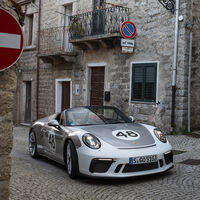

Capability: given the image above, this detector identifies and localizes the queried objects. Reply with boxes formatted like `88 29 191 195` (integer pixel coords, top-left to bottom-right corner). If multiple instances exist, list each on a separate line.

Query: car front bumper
77 143 173 178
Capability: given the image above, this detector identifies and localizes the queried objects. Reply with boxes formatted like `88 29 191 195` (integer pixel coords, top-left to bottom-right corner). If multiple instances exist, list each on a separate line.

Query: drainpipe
171 0 180 132
36 0 41 119
188 0 193 133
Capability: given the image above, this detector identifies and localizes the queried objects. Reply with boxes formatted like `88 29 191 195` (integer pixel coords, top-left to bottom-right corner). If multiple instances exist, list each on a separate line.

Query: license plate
129 155 158 165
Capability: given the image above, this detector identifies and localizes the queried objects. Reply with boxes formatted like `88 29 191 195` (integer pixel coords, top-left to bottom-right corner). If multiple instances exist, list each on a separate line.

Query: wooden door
61 81 70 111
25 81 31 123
90 67 105 106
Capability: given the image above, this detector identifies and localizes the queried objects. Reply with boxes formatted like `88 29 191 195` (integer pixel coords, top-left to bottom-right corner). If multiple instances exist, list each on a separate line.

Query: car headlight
154 129 167 143
82 133 101 149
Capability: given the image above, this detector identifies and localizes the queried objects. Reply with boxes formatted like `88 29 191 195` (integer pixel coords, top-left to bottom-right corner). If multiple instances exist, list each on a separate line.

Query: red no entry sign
0 8 24 71
121 21 136 39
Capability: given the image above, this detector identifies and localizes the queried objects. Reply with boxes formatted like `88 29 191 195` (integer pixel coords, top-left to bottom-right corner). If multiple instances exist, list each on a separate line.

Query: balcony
68 5 131 49
39 26 77 64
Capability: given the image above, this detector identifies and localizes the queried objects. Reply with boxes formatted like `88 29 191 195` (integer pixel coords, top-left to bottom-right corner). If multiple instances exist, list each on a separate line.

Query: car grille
122 162 159 173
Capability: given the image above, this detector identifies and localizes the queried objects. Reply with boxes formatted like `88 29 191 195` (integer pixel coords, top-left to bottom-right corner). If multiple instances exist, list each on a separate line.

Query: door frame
55 78 72 113
86 62 108 106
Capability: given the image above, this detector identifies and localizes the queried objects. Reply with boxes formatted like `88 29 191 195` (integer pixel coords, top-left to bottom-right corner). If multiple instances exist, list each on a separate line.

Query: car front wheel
29 130 39 158
66 140 79 179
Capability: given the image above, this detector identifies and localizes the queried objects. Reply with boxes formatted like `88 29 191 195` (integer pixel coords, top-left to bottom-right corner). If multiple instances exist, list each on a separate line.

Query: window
64 4 73 52
92 0 105 35
25 14 33 46
131 62 157 102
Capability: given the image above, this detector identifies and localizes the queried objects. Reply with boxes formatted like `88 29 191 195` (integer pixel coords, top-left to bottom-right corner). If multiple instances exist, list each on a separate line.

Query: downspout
36 0 41 119
171 0 180 132
188 0 193 133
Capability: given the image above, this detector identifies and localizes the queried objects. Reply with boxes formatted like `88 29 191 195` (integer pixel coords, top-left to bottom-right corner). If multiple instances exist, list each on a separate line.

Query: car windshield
65 107 131 126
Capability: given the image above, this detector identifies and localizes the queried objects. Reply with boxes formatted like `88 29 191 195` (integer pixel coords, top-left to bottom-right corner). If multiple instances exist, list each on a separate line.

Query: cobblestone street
9 126 200 200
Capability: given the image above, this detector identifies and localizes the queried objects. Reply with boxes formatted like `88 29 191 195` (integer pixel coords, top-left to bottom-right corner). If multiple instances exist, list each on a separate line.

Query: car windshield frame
64 106 132 127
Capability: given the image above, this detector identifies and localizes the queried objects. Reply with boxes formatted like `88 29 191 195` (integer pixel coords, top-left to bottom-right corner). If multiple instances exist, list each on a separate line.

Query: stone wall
38 58 84 119
191 0 200 130
15 0 85 120
82 0 189 132
37 0 84 118
0 1 18 199
14 1 38 124
15 0 195 133
14 49 37 124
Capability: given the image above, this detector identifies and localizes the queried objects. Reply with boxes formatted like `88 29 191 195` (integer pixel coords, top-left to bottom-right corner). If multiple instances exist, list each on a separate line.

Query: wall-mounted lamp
158 0 175 13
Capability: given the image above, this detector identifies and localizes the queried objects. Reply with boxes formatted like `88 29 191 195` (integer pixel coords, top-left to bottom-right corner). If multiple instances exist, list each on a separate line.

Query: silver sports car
29 106 173 178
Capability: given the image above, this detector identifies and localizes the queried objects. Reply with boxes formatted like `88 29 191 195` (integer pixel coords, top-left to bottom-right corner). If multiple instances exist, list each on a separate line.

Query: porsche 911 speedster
29 106 173 179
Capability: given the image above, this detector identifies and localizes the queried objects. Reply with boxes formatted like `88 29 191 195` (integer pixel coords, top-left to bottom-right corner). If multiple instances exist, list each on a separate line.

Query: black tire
66 140 79 179
29 130 39 158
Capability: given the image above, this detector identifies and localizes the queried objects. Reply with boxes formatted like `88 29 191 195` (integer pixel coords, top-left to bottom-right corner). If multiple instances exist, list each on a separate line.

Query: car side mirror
129 116 135 123
48 120 60 129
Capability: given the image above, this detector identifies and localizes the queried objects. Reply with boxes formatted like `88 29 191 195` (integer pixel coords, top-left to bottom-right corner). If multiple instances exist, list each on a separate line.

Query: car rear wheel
29 130 39 158
66 140 79 179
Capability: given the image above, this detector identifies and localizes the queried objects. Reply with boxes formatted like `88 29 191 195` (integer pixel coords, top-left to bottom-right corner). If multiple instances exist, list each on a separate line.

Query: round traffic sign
120 21 136 39
0 8 24 71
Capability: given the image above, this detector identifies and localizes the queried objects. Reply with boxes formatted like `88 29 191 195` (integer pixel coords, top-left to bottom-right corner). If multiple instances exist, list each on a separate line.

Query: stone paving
9 126 200 200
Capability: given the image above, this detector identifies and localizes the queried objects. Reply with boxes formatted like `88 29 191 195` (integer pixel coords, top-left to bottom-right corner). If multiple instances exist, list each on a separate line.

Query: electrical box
104 91 110 102
75 84 79 95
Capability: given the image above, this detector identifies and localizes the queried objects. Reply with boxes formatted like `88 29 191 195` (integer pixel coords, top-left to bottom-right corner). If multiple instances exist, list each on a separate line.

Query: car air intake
89 158 113 173
164 151 173 164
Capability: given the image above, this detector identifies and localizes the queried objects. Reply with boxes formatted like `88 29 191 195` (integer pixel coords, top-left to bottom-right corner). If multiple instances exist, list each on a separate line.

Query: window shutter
144 65 156 101
28 15 33 46
132 66 143 100
131 63 157 102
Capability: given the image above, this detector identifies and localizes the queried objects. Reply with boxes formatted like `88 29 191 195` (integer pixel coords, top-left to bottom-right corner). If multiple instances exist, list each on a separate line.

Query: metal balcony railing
40 26 73 54
68 5 131 40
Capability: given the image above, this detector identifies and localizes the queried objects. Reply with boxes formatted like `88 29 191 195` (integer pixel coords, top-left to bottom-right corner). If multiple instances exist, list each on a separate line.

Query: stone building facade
15 0 200 133
191 0 200 130
0 1 21 199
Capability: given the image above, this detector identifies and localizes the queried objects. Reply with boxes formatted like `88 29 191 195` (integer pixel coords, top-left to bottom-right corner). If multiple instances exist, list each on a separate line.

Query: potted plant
67 21 85 39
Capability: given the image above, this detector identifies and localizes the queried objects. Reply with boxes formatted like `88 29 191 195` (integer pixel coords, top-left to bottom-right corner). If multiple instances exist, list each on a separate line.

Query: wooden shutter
28 15 33 46
132 66 143 100
131 63 157 102
144 65 157 101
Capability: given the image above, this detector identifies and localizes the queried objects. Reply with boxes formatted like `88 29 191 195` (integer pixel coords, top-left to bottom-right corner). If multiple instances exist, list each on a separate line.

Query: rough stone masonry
0 0 18 199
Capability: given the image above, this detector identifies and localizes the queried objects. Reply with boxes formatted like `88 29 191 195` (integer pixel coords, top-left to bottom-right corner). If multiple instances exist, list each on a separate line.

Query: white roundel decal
112 130 140 141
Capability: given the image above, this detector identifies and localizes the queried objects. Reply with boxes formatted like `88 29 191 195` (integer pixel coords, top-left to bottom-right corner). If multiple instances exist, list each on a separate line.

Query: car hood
80 123 156 149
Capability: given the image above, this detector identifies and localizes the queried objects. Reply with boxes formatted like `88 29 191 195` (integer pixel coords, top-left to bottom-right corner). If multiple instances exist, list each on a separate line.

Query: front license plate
129 155 158 165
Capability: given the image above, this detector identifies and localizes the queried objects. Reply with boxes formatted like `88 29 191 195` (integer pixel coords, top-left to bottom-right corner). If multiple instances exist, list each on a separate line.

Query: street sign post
0 8 24 71
120 21 136 39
